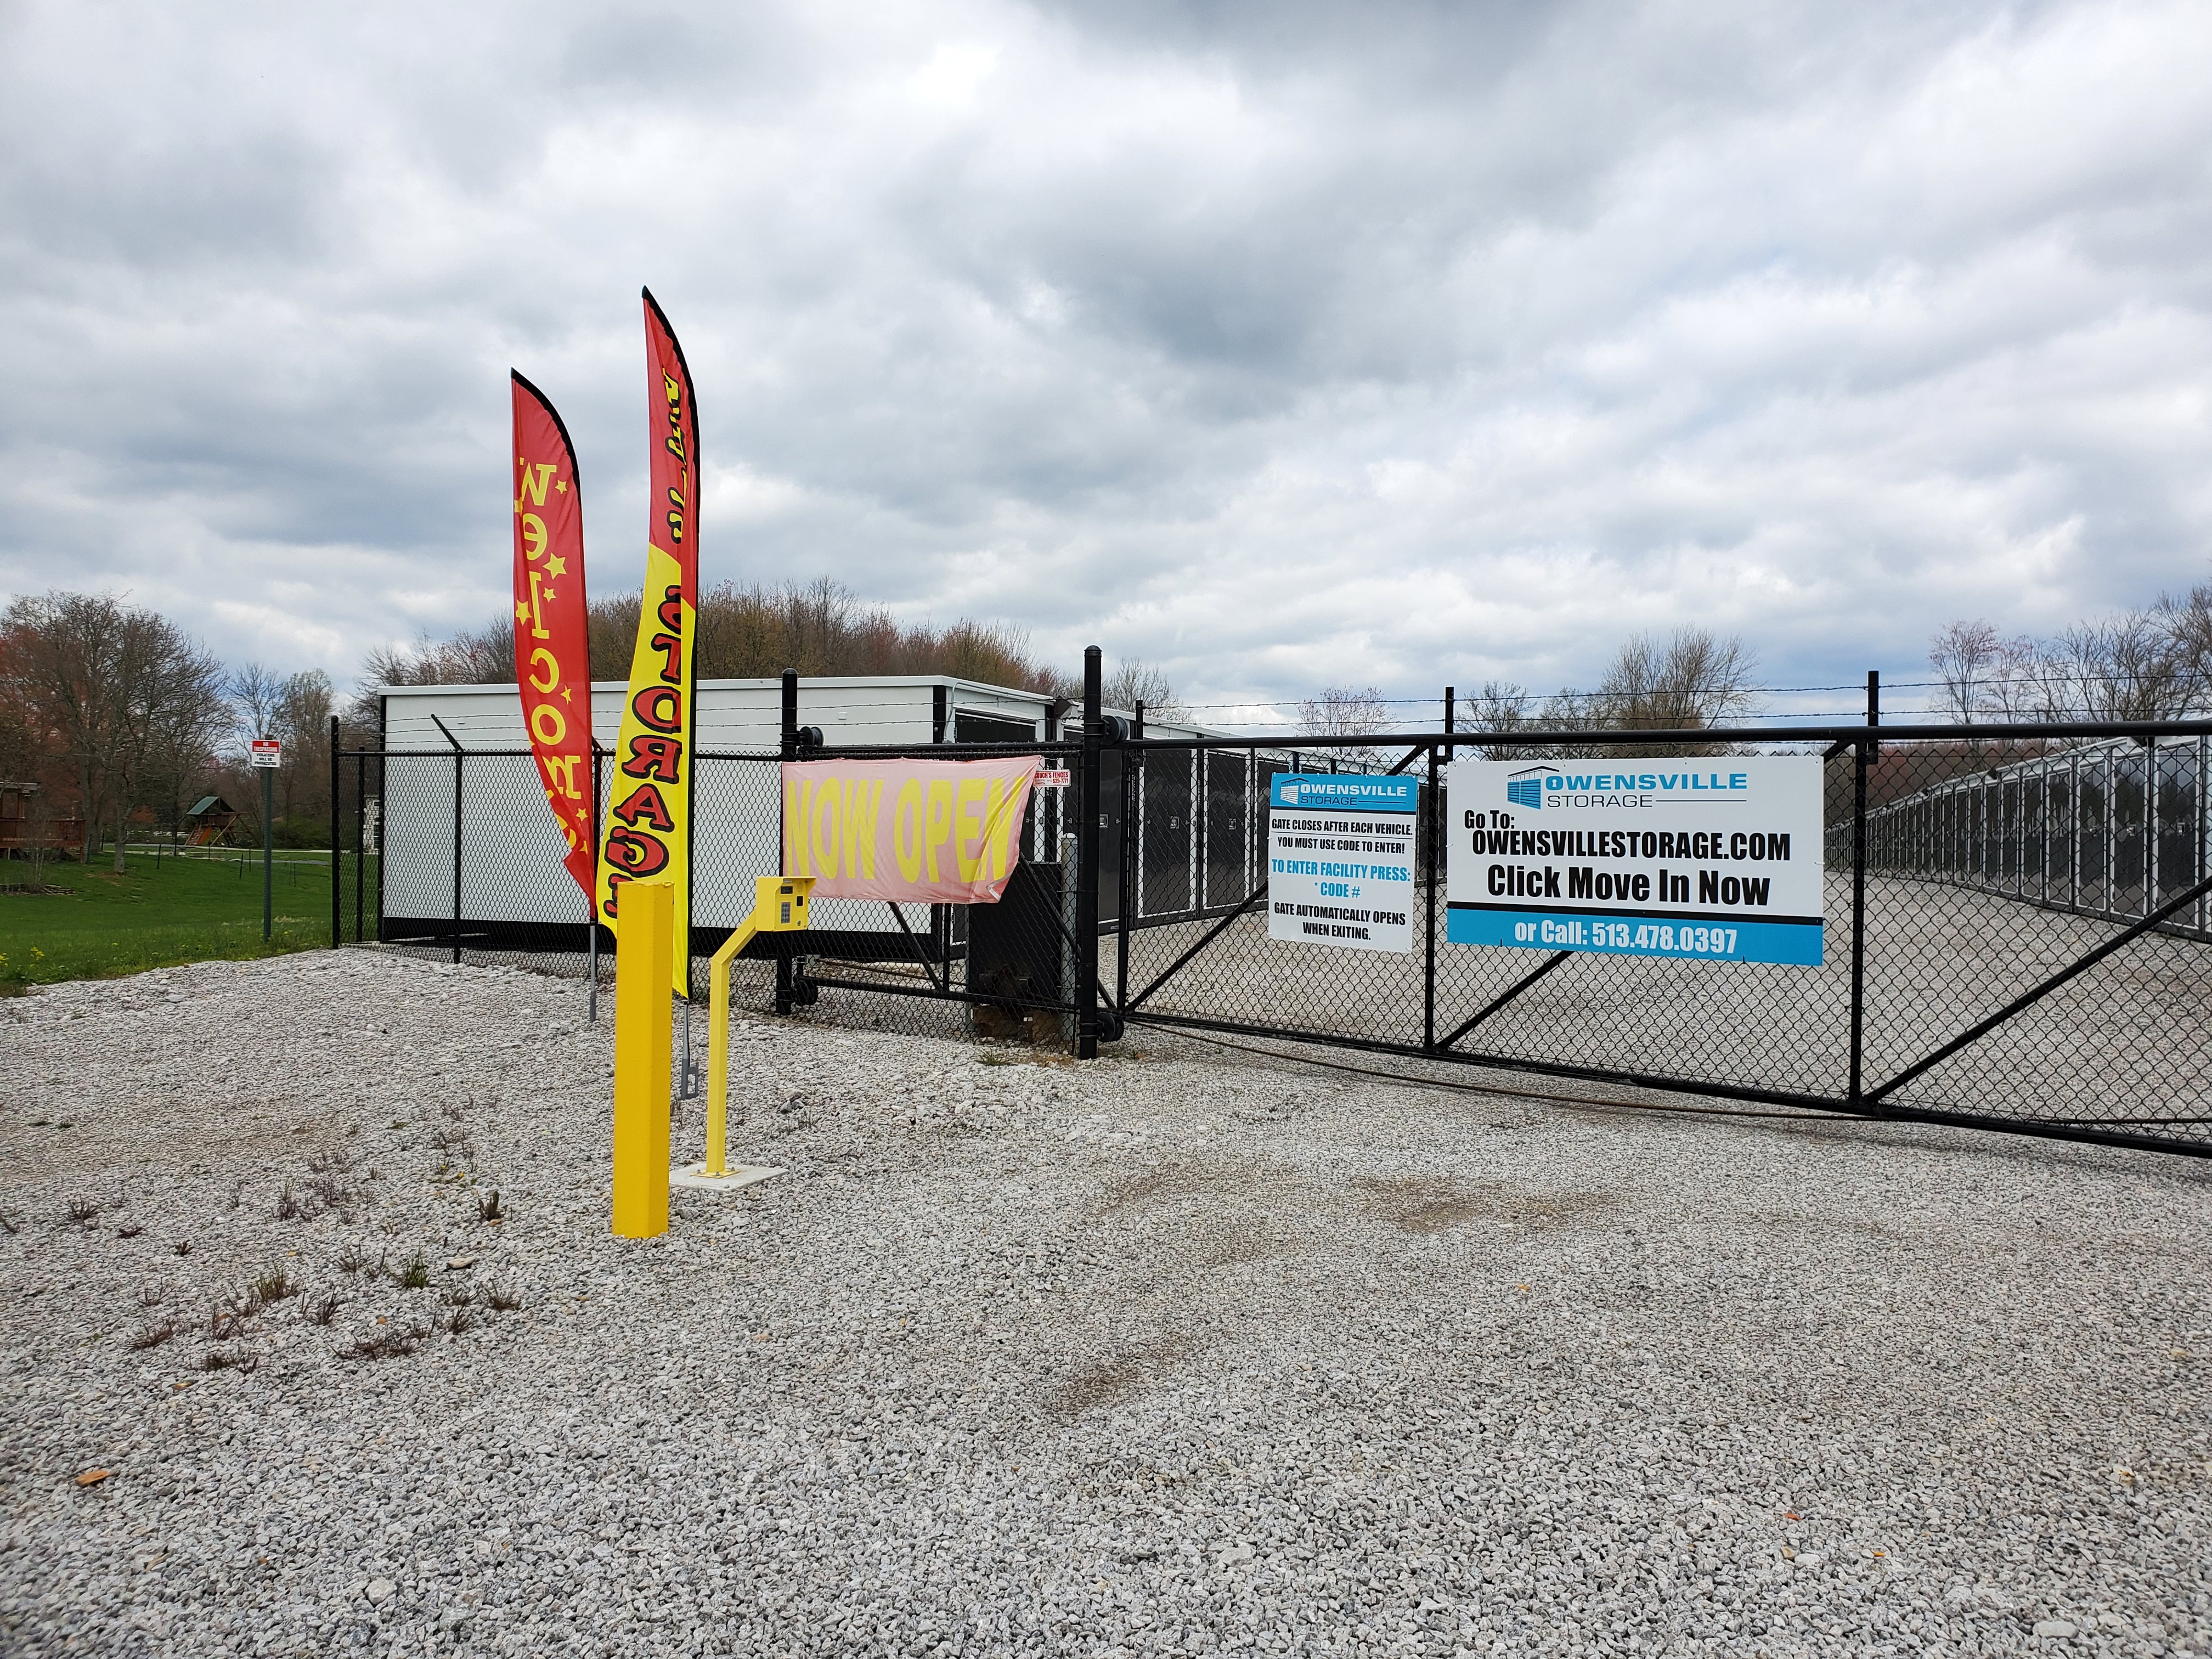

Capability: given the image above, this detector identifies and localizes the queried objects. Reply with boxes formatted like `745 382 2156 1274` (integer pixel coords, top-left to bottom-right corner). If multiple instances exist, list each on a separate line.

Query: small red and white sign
1035 767 1072 789
250 739 282 769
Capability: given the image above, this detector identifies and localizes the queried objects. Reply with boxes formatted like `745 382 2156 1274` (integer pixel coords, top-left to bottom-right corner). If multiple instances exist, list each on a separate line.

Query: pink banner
782 756 1041 902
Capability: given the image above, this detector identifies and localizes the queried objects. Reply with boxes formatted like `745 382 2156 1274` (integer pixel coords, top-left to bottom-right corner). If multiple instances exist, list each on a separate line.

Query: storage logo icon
1505 768 1545 811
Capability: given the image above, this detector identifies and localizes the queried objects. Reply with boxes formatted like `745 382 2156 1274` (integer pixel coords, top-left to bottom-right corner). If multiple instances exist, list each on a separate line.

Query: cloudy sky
3 0 2208 722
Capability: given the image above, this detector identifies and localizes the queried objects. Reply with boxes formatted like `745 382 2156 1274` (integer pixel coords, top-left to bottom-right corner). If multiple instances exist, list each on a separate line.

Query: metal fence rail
331 675 2212 1159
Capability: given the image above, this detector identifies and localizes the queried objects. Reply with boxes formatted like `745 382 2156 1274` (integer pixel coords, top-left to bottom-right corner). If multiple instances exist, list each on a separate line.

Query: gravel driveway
3 950 2209 1657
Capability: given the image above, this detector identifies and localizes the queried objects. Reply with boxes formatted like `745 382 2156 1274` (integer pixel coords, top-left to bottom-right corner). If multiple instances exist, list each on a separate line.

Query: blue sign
1268 773 1417 814
1444 907 1824 965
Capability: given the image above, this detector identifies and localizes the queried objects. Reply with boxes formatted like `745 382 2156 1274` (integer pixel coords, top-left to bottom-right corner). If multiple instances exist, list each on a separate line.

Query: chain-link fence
1863 732 2210 943
338 740 1091 1047
1108 723 2212 1158
336 711 2212 1157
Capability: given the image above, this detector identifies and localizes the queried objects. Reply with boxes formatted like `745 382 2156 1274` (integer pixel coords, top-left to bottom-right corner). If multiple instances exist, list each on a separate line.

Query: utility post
1076 646 1103 1060
250 736 281 940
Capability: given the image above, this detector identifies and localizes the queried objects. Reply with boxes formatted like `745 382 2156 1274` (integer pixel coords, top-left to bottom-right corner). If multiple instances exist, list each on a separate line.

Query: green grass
0 849 379 989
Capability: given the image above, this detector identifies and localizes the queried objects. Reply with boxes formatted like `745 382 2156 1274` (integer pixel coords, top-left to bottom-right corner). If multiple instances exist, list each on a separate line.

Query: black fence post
329 714 341 949
1077 647 1103 1060
1424 740 1438 1052
777 668 798 1016
1849 669 1878 1100
450 750 464 965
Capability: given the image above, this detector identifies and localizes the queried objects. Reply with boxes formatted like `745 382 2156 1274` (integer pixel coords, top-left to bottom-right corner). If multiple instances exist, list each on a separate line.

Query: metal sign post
251 738 281 940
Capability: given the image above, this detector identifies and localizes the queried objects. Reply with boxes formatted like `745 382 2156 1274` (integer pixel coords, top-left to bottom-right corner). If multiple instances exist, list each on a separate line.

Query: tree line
1297 585 2212 768
367 575 1188 723
1928 585 2212 723
1298 627 1762 763
1 591 342 865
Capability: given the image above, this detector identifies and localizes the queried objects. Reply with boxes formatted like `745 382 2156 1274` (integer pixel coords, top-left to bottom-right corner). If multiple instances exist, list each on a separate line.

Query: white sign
1446 757 1825 964
1034 767 1072 789
1266 773 1418 953
250 739 282 769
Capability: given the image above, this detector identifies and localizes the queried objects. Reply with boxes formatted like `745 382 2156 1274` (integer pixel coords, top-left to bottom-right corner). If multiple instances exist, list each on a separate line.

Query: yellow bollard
611 878 673 1239
702 875 814 1177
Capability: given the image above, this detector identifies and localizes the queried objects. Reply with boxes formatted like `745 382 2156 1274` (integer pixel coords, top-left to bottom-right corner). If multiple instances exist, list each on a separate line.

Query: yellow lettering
527 647 558 694
893 782 924 882
844 779 881 879
924 781 955 882
529 703 567 748
954 778 987 881
517 461 557 509
811 781 841 879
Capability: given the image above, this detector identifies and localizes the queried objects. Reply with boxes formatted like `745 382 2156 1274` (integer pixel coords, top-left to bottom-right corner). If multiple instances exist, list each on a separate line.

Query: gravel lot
3 949 2211 1657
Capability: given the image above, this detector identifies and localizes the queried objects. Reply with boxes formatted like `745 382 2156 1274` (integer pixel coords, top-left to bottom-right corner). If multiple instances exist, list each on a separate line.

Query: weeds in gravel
476 1189 503 1223
275 1182 303 1221
138 1282 165 1306
0 1211 19 1235
171 1239 192 1256
116 1223 142 1239
342 1325 422 1361
441 1306 477 1336
442 1284 474 1307
395 1252 431 1290
254 1266 298 1304
306 1146 356 1176
199 1345 258 1374
485 1283 522 1312
65 1194 101 1223
304 1293 342 1327
307 1174 359 1215
336 1242 371 1274
128 1317 182 1350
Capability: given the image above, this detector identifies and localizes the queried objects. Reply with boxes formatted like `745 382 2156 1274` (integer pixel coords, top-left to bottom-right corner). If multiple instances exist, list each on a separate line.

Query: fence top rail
1118 718 2212 754
340 742 1087 763
341 719 2212 764
797 741 1084 760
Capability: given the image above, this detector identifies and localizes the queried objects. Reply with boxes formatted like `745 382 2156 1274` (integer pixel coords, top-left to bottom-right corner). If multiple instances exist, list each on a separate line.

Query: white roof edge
377 674 1056 702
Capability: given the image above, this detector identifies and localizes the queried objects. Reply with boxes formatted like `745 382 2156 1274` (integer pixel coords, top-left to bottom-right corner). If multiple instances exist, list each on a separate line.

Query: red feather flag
510 370 596 898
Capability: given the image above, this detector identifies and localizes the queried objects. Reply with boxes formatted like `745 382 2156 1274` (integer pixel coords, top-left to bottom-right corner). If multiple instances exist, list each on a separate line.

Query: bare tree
2043 611 2196 721
0 591 226 867
230 662 281 751
1594 628 1760 730
2155 584 2212 713
1104 659 1184 723
1464 680 1533 760
1294 685 1390 769
273 669 334 819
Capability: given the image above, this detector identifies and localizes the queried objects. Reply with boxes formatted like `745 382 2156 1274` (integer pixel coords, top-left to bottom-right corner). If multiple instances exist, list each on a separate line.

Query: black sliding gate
332 704 2212 1159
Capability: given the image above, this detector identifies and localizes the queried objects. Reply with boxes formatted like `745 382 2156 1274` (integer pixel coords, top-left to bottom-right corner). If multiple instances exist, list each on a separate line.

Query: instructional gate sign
1267 774 1417 953
1445 757 1825 965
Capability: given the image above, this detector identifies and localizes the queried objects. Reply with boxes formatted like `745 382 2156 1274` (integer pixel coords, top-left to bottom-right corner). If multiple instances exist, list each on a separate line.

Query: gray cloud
2 0 2208 719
